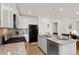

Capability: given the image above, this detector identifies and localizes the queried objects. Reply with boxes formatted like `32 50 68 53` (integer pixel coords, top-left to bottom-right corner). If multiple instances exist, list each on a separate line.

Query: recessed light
28 11 31 15
76 12 79 14
59 8 63 11
47 14 50 17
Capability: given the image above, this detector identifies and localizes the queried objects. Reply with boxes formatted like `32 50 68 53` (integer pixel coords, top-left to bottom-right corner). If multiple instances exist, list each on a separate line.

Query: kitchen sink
57 36 69 40
43 35 51 38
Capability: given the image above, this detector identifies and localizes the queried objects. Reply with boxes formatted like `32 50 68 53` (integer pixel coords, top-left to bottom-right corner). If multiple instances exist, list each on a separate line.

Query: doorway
29 25 38 43
53 22 58 34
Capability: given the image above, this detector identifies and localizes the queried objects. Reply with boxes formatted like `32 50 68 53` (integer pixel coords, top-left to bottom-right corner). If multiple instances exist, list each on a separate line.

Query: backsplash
17 29 29 34
11 28 29 36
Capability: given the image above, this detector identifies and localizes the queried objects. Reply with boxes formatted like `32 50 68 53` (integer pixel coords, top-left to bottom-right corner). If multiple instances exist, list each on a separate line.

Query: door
29 25 38 43
53 22 58 34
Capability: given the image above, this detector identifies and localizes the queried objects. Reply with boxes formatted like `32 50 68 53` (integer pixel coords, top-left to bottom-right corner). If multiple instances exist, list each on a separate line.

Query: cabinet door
59 42 76 55
38 36 47 54
38 36 42 49
2 9 9 27
42 38 47 54
8 10 13 28
24 34 29 43
2 9 13 28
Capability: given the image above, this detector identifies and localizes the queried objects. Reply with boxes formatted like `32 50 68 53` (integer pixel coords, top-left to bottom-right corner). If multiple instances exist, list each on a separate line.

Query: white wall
18 16 38 29
13 13 79 36
73 19 79 33
65 18 76 34
53 22 58 33
52 19 61 35
52 18 78 35
18 16 53 36
38 16 53 35
17 12 79 36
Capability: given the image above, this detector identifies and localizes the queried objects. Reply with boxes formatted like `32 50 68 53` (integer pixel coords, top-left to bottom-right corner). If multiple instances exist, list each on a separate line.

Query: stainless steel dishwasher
47 40 59 55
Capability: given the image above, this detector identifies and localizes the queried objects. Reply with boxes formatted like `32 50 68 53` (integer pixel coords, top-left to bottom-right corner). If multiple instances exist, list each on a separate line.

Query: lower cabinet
38 36 42 49
47 40 76 55
24 34 29 43
38 36 47 54
42 38 47 54
38 36 76 55
59 42 76 55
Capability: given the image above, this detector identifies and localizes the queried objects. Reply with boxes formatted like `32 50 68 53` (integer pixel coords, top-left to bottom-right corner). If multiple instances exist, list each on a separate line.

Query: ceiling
18 3 79 19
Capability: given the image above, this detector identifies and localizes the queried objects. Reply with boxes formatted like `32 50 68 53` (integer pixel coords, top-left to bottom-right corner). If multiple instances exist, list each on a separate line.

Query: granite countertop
11 34 29 38
39 35 76 45
0 42 27 55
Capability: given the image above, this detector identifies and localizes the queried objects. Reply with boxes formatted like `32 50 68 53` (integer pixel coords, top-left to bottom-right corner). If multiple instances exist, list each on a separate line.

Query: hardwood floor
26 42 79 55
77 50 79 55
26 42 44 55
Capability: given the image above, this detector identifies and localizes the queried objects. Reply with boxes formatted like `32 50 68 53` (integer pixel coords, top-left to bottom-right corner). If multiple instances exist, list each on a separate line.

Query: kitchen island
38 35 76 55
0 42 27 55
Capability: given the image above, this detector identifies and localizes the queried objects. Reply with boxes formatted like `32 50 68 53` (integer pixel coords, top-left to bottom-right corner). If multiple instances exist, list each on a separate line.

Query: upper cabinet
0 3 19 28
0 4 1 27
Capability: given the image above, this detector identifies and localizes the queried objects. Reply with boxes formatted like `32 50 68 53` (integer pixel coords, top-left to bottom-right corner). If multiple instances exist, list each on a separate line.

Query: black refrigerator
29 25 38 43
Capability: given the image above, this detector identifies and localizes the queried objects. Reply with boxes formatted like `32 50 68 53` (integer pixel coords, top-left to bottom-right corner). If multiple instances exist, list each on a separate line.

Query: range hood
13 14 17 29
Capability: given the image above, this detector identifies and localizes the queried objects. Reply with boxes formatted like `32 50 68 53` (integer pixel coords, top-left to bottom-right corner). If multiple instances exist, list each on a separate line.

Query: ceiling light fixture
76 12 79 14
47 14 50 17
28 11 31 15
59 8 63 11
